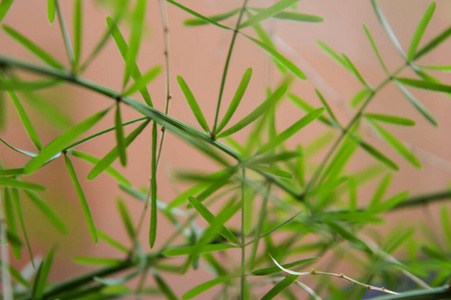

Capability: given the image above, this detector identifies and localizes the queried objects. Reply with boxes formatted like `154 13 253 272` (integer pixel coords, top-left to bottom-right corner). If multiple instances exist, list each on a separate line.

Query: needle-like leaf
239 0 300 28
149 121 158 248
407 2 436 61
364 113 415 126
363 24 389 74
396 77 451 93
183 8 240 26
47 0 55 23
0 178 45 191
73 0 82 67
183 275 237 300
3 188 21 259
414 26 451 61
115 101 126 166
262 274 299 300
0 0 13 22
25 190 67 234
122 65 162 97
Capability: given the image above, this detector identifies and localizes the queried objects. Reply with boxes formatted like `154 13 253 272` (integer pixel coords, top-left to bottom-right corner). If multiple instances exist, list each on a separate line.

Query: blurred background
1 0 451 298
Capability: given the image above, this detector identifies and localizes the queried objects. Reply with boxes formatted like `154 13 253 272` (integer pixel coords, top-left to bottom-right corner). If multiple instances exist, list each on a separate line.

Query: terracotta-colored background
1 0 451 298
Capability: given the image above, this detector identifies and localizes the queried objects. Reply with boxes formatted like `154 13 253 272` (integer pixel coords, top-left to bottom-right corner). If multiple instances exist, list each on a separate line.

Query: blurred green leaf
364 113 415 126
12 188 34 266
183 8 240 26
122 65 161 97
115 101 127 166
25 190 67 234
407 2 436 61
0 0 13 22
363 24 389 74
0 178 45 191
262 274 299 300
239 0 300 28
149 121 158 248
47 0 55 23
396 77 451 93
183 275 236 300
73 0 82 67
35 247 55 298
250 257 318 276
164 243 237 256
414 27 451 61
153 272 177 300
116 198 135 241
3 188 21 259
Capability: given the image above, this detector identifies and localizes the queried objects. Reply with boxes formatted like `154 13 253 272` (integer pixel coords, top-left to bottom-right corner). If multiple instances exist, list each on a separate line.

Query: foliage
0 0 451 299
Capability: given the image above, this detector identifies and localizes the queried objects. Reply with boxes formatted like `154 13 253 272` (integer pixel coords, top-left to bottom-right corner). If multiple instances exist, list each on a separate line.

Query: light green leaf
249 151 301 165
24 108 110 175
64 154 97 243
342 54 370 88
242 34 306 80
363 24 389 74
287 93 333 126
414 26 451 60
368 120 421 168
396 77 451 93
122 0 146 88
364 113 415 126
87 120 150 180
68 150 131 187
163 243 237 256
262 274 299 300
357 139 399 171
256 108 324 155
369 174 392 209
149 121 158 248
315 90 339 125
215 68 252 134
47 0 55 23
0 178 45 191
122 65 162 97
217 85 287 138
407 2 436 61
350 88 371 108
317 40 348 68
73 257 122 266
25 190 67 234
239 0 300 28
188 196 240 245
106 16 153 106
183 275 236 300
183 8 240 26
96 229 128 253
0 0 13 22
177 76 210 133
269 11 323 23
73 0 82 67
115 101 127 166
252 166 293 179
3 25 64 69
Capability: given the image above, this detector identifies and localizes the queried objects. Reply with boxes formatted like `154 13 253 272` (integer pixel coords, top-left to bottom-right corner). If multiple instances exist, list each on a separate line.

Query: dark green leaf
364 113 415 126
0 168 24 176
183 275 236 300
262 274 299 300
3 188 21 259
149 121 158 248
12 189 34 266
357 139 399 171
24 108 110 175
396 77 451 93
217 85 287 138
0 0 13 22
342 54 370 88
3 25 64 69
177 76 210 133
414 26 451 60
95 270 140 286
64 154 97 243
249 151 301 165
407 2 436 61
215 68 252 134
183 8 240 26
239 0 300 28
25 190 67 234
0 178 45 191
163 243 237 256
35 247 55 298
153 272 177 300
115 101 127 166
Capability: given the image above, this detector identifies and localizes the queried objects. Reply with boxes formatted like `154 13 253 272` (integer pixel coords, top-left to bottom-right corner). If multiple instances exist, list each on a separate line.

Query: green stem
212 0 249 136
55 0 75 70
241 167 246 300
370 285 451 300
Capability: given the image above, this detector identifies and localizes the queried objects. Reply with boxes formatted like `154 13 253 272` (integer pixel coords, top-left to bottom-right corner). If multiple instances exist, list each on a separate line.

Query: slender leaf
2 26 64 69
163 243 237 256
252 166 292 179
342 54 370 88
96 229 128 253
95 270 140 286
396 77 451 93
316 89 339 125
0 0 13 22
73 0 82 67
216 68 253 134
87 119 150 180
122 65 162 97
364 113 415 126
153 272 177 300
256 108 324 155
115 101 127 166
183 8 240 26
149 121 158 248
55 0 75 67
177 76 210 133
0 168 23 176
363 24 389 74
239 0 300 28
3 188 20 259
262 274 299 300
25 190 67 234
317 40 348 68
64 154 97 243
116 198 135 240
217 85 287 138
35 247 55 298
369 174 392 209
12 189 34 266
407 2 436 61
183 275 236 300
188 196 240 245
249 151 301 165
47 0 55 23
242 34 306 80
0 178 45 191
24 108 110 175
250 257 318 276
357 139 399 171
414 26 451 60
248 9 323 23
122 0 146 88
73 257 122 266
350 88 371 108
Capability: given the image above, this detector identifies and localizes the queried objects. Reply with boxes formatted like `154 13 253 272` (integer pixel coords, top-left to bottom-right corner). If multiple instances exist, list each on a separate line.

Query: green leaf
242 34 306 80
68 150 131 187
183 275 236 300
0 0 13 22
153 272 177 300
96 229 128 253
177 76 210 133
407 2 436 61
115 101 127 166
324 220 371 252
166 0 232 31
372 191 409 214
263 11 323 23
357 139 399 171
369 174 392 209
0 168 24 176
64 154 97 243
287 93 333 126
217 85 287 138
364 113 415 126
188 196 240 245
35 247 55 299
317 40 348 68
122 0 146 88
371 0 406 59
256 108 324 155
106 16 153 106
122 65 162 97
3 25 64 69
414 26 451 60
0 78 63 91
55 0 75 67
315 89 339 125
394 81 437 126
73 257 122 266
2 74 42 150
167 181 209 209
250 257 318 276
362 24 389 74
149 121 158 248
262 274 299 300
350 88 371 108
24 108 110 175
87 119 150 180
239 0 300 28
342 54 370 88
249 151 301 165
252 166 292 179
25 190 67 234
418 65 451 71
183 8 240 26
163 243 238 256
0 178 45 191
73 0 82 67
116 198 135 240
396 77 451 93
368 121 421 168
12 189 34 266
47 0 56 23
94 270 140 286
215 68 253 134
3 188 21 259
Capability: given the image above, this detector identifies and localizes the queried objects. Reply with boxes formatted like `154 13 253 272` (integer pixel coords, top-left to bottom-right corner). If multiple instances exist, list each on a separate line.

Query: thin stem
240 167 246 299
0 194 13 300
212 0 249 136
55 0 75 70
